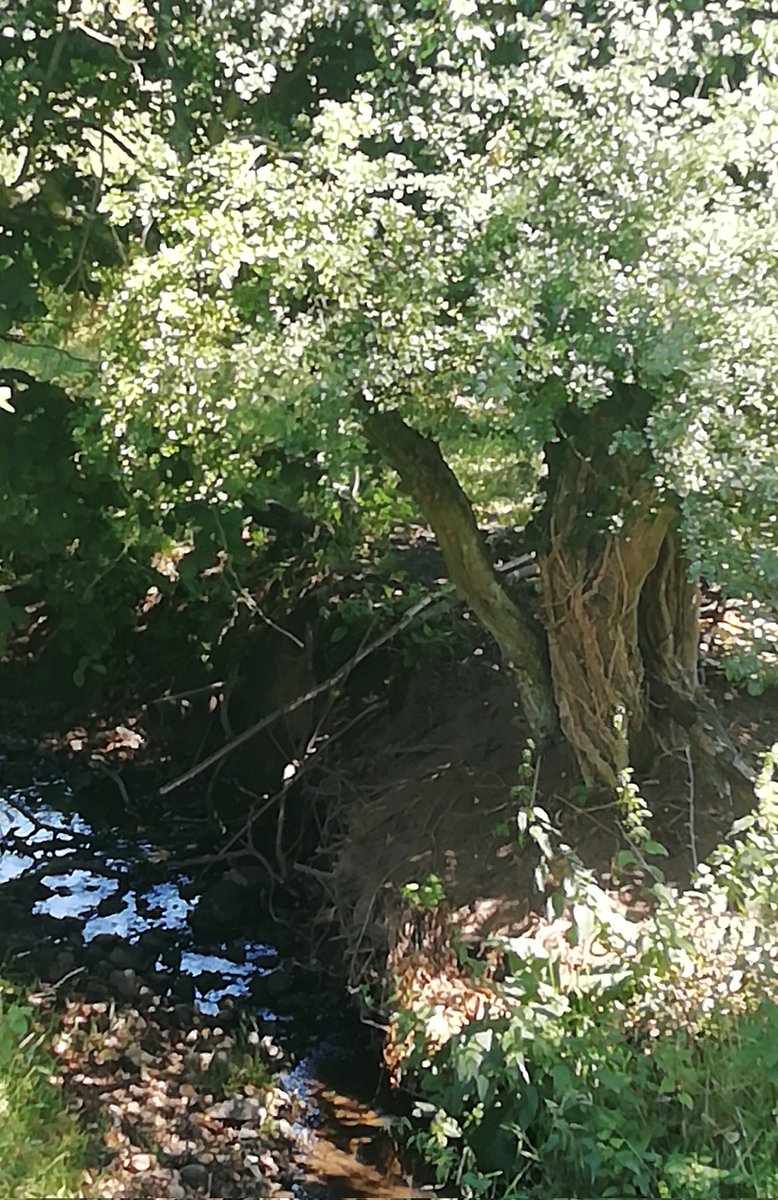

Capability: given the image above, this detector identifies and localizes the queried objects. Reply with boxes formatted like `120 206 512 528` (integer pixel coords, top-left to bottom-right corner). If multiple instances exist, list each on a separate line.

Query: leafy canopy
4 0 778 595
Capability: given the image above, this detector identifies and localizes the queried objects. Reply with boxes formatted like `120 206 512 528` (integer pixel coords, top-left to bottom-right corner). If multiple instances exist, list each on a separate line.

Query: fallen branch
159 592 443 795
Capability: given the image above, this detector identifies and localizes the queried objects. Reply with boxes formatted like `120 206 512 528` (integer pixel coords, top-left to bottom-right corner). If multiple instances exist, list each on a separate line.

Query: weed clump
390 746 778 1199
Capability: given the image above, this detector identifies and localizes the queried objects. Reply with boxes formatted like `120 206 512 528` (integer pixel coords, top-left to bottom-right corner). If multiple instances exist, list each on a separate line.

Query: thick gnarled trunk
365 396 751 796
535 385 693 786
639 531 700 697
538 473 675 787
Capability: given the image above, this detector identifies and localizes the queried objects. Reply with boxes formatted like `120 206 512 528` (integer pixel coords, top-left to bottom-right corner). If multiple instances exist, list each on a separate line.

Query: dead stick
159 592 444 795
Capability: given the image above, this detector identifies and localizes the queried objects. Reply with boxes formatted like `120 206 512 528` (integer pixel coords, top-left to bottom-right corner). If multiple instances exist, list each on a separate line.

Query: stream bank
2 582 775 1199
0 766 422 1199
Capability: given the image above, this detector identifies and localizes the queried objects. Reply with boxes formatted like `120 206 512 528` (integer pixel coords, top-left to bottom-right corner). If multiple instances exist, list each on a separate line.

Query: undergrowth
393 745 778 1199
0 983 91 1198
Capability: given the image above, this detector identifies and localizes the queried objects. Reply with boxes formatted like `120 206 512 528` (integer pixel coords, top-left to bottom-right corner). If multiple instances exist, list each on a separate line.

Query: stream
0 763 422 1199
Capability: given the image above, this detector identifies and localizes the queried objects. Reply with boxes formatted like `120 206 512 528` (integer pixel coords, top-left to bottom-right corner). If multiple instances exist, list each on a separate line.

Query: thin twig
63 158 103 293
159 592 442 795
0 335 97 367
209 699 384 868
274 682 340 877
293 862 336 882
151 681 226 705
78 122 139 162
71 20 116 47
685 745 698 870
93 762 132 811
53 965 87 990
13 25 69 187
213 511 306 651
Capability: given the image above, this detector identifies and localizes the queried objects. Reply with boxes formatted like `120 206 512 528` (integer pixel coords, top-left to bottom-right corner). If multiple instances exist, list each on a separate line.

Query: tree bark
536 426 675 787
533 383 752 792
639 530 700 697
365 396 753 796
641 538 754 791
363 410 558 745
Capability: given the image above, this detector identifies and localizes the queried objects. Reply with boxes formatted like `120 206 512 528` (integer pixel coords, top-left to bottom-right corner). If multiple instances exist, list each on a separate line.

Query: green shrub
394 748 778 1199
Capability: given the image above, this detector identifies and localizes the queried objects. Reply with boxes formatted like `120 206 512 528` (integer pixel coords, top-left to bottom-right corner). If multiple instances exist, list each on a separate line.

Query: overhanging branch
363 409 558 743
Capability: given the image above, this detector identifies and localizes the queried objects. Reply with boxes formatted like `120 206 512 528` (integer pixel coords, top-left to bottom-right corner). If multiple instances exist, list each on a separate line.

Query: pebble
84 977 110 1003
128 1152 154 1172
180 1163 210 1189
276 1118 296 1142
88 933 123 960
109 943 146 971
44 949 77 981
172 976 195 1003
108 967 139 1001
206 1094 265 1124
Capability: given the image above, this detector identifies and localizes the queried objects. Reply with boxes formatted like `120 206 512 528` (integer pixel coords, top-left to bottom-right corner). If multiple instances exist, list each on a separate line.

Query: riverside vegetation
1 0 778 1195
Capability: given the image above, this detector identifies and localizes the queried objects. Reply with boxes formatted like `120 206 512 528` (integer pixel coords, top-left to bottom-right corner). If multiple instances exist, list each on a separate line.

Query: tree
4 0 778 787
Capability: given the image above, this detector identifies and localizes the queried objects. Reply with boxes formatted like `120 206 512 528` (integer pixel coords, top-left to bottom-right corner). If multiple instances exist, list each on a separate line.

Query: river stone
39 947 76 982
189 868 264 941
128 1152 154 1171
206 1094 265 1124
179 1163 210 1189
148 965 172 992
160 945 182 970
136 984 155 1011
84 976 109 1002
276 1118 297 1142
171 975 195 1003
165 1175 186 1200
192 969 225 994
262 967 294 998
172 1001 196 1025
108 942 149 972
137 928 174 956
87 933 124 963
109 967 139 1000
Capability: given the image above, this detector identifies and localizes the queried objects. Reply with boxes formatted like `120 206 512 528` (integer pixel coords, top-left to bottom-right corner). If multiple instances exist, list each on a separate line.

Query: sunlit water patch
0 774 415 1199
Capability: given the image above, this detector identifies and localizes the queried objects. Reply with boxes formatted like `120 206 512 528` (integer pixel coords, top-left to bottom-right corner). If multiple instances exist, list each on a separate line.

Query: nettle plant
394 746 778 1200
3 1 778 774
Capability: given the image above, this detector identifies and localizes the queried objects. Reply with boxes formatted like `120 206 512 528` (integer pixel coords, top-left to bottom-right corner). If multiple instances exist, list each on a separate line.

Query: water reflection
0 850 35 884
36 869 118 919
84 881 194 941
0 776 414 1200
0 787 279 1017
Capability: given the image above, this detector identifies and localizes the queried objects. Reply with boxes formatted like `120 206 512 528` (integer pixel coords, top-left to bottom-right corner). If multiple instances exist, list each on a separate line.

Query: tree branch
363 408 558 743
159 590 443 795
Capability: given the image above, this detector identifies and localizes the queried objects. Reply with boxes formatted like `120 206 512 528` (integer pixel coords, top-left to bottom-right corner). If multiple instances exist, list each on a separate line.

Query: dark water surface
0 771 423 1198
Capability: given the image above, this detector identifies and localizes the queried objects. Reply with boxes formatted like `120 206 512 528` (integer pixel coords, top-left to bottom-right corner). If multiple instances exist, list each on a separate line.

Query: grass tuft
0 983 91 1199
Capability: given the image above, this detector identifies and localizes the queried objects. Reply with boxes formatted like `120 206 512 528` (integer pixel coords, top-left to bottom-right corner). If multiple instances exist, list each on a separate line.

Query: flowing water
0 767 423 1198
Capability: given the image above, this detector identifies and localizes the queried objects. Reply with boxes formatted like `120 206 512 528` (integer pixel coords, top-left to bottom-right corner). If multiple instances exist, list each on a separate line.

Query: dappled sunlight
3 0 778 1194
705 597 778 694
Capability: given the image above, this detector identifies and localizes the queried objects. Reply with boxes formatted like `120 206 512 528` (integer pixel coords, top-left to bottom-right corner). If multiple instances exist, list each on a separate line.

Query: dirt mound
328 651 546 986
328 632 777 992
